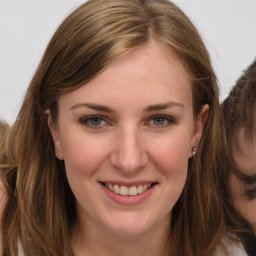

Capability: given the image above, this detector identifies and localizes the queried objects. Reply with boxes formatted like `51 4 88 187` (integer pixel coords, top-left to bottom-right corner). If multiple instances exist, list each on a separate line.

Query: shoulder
225 240 248 256
215 234 248 256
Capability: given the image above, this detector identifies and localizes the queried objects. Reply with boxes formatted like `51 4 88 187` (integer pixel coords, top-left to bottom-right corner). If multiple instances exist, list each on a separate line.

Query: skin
48 41 208 256
230 123 256 234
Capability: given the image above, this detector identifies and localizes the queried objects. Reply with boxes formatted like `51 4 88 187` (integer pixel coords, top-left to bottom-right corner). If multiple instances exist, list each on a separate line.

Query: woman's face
49 41 207 238
230 123 256 233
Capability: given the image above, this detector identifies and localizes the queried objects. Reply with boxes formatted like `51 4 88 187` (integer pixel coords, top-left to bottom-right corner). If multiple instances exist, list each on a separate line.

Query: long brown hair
1 0 225 255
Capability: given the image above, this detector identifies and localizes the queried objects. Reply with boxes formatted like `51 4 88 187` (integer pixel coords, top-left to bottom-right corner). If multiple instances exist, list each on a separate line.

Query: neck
71 214 171 256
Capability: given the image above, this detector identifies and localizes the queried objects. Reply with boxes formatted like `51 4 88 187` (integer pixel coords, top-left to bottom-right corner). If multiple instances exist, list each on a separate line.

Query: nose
110 126 148 174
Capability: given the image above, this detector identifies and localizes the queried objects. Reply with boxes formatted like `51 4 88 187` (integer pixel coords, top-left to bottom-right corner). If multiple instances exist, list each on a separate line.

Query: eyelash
80 114 176 129
245 188 256 201
147 114 175 127
80 115 108 129
241 175 256 200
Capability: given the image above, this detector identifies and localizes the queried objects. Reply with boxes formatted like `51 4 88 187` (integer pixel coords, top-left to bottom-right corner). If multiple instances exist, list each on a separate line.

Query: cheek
148 135 190 201
151 137 189 214
60 134 112 206
230 175 256 225
148 134 191 174
60 132 111 178
233 198 256 226
229 175 242 198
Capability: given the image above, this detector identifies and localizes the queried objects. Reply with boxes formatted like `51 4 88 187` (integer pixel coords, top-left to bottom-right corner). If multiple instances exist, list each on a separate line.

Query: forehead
58 41 193 112
232 126 256 175
233 105 256 151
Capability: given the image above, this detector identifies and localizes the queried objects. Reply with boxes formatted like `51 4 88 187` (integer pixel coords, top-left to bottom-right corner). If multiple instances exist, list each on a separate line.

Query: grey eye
81 115 106 128
152 117 166 125
89 117 103 126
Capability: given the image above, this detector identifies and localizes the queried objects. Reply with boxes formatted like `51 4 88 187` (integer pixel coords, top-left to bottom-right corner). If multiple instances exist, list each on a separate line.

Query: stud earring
192 146 196 155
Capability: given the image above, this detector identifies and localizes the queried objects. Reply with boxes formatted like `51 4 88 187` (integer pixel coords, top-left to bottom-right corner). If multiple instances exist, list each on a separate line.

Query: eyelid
147 114 176 126
80 114 110 128
240 175 256 200
152 114 175 121
81 114 104 122
239 172 256 184
245 187 256 201
79 114 176 129
236 172 256 185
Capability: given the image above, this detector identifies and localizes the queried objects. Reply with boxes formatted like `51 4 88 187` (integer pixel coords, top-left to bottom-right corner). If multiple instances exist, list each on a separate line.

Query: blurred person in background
222 58 256 256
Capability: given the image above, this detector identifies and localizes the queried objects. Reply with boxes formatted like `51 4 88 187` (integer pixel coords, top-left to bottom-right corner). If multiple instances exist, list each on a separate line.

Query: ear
189 104 209 157
45 109 64 160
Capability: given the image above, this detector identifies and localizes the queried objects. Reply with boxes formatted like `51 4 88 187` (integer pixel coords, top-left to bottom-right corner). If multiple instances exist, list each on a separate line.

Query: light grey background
1 0 256 124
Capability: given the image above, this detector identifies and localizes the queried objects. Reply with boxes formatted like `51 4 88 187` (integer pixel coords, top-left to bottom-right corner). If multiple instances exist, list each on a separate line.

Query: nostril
109 132 148 172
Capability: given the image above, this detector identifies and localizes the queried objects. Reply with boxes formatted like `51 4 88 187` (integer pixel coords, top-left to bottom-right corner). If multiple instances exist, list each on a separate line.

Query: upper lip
99 180 158 187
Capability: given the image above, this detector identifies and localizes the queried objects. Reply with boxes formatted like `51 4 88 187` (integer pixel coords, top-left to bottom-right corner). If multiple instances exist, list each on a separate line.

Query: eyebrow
144 102 185 112
70 103 114 113
70 101 184 113
241 173 256 185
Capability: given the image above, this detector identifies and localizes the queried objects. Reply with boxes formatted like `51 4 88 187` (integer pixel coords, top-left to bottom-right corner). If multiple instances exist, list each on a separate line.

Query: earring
192 146 196 155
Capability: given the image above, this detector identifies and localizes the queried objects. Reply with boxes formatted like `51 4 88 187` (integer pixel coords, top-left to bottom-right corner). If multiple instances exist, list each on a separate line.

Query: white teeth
109 184 114 191
104 183 153 196
114 184 119 194
129 186 137 196
120 186 129 196
137 185 143 194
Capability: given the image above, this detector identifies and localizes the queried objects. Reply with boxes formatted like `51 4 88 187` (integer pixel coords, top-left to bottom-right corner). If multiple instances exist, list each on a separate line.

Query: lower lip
100 184 156 206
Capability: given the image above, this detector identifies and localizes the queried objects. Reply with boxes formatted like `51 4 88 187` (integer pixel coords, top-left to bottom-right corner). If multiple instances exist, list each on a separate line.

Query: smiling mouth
101 182 157 196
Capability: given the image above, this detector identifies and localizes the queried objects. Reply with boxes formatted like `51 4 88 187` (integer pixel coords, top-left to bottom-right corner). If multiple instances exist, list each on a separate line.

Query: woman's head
36 0 217 225
32 0 219 193
223 59 256 151
46 40 210 240
3 0 223 255
222 59 256 233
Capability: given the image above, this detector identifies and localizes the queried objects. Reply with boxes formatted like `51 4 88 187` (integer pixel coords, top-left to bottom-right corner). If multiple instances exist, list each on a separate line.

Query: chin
102 212 156 237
